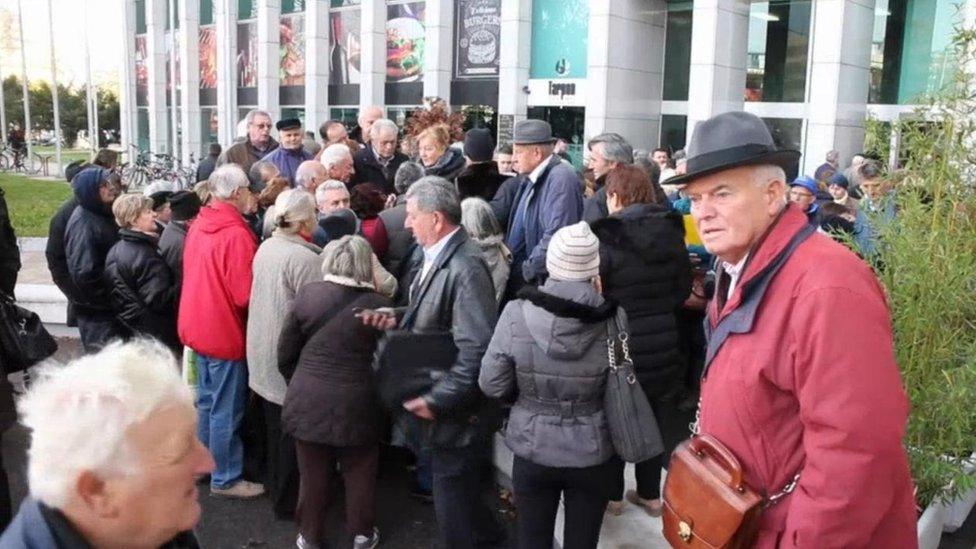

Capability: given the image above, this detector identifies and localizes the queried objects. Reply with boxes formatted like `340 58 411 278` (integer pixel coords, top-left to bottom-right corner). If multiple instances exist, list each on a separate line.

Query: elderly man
360 177 503 549
311 180 353 247
294 160 328 194
581 133 634 223
351 105 383 145
178 165 264 500
319 120 348 146
351 118 407 194
814 149 839 182
788 175 820 224
665 111 915 546
320 143 356 186
378 162 424 288
0 340 214 548
261 118 314 186
503 120 583 298
218 109 279 173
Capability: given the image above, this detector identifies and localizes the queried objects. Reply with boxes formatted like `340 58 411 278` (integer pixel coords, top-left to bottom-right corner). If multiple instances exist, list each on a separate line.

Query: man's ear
75 471 120 519
765 179 788 215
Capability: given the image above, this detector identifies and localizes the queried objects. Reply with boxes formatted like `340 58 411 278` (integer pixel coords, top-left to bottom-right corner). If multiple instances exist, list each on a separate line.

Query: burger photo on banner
280 15 306 86
386 2 425 82
199 26 218 89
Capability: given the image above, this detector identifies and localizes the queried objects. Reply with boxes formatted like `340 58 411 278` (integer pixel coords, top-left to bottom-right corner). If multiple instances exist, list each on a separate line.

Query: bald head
358 106 384 140
295 160 328 194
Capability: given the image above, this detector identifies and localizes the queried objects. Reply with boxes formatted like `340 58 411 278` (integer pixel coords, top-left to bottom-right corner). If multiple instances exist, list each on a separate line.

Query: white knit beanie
546 222 600 282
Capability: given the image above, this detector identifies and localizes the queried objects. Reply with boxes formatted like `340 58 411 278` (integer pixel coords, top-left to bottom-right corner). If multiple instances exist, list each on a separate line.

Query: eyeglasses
251 123 272 129
788 189 814 200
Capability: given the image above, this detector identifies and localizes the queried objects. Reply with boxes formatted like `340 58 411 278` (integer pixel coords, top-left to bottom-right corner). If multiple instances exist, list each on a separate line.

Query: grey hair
370 118 399 139
826 149 839 163
588 133 633 165
394 161 425 194
209 164 249 199
460 197 502 240
245 109 272 125
314 180 349 207
320 143 352 171
320 235 374 284
295 160 324 190
272 189 317 235
249 160 278 187
405 176 461 225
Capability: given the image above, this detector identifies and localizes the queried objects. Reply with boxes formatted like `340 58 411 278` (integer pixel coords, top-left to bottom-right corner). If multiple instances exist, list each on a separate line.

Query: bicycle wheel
0 155 8 172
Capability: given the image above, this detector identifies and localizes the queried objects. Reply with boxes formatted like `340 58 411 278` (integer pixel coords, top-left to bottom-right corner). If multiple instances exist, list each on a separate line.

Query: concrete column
584 0 666 150
215 0 238 146
146 0 170 154
305 0 330 134
423 0 453 102
359 0 386 109
257 0 282 120
120 0 139 155
180 0 202 162
803 0 875 175
497 0 531 142
685 0 750 140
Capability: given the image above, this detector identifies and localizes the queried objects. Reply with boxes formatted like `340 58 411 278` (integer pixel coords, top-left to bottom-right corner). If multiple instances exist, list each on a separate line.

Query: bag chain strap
606 319 637 384
689 397 800 509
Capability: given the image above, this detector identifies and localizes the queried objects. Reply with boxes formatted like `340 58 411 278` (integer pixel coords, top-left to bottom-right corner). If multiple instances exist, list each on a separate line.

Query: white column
216 0 238 146
257 0 282 120
685 0 750 139
584 0 666 150
305 0 330 133
423 0 453 102
146 0 170 153
180 0 202 162
359 0 386 108
497 0 531 142
120 0 139 155
803 0 875 176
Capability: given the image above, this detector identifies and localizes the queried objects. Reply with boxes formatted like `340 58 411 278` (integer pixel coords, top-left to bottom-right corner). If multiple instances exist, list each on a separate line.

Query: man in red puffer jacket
178 164 265 499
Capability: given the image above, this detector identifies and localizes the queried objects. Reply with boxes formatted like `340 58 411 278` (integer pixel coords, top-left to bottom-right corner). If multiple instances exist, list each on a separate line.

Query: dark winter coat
64 168 119 316
489 175 522 227
0 187 20 296
195 153 218 183
590 204 692 398
351 144 408 195
217 137 279 174
456 162 510 202
423 147 466 182
278 282 391 446
104 229 180 351
377 196 415 284
158 220 189 291
46 198 83 323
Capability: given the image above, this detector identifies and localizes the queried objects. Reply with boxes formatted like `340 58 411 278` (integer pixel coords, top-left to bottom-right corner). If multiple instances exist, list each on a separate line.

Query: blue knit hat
828 171 850 189
790 175 818 195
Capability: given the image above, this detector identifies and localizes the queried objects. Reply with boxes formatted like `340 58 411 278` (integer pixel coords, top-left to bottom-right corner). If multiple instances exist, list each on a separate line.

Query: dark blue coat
64 168 118 315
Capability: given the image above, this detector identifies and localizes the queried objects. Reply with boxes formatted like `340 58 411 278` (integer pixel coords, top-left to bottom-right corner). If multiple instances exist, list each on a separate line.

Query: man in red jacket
664 112 917 547
178 165 264 499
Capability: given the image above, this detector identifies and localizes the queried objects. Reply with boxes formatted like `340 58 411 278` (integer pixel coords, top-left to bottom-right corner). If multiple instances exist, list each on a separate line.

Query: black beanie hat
169 191 202 221
149 191 174 211
464 128 494 163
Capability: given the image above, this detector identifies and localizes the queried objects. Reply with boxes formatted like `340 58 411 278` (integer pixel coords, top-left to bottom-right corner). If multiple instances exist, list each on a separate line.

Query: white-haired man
320 143 356 186
351 118 407 194
312 180 354 248
218 109 279 174
0 340 214 548
351 105 383 145
178 165 264 499
294 160 328 194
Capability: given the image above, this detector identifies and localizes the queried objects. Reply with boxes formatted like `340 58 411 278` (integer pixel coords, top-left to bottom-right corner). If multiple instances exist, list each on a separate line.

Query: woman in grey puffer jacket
480 222 621 549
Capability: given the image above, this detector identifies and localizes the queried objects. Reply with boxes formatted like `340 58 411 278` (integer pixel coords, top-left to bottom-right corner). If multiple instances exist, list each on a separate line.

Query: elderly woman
245 189 322 520
104 193 180 351
278 235 392 549
460 197 511 306
590 164 692 518
417 124 465 181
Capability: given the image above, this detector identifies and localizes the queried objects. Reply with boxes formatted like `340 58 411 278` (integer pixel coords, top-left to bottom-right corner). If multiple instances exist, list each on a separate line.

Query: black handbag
0 291 57 374
375 330 457 410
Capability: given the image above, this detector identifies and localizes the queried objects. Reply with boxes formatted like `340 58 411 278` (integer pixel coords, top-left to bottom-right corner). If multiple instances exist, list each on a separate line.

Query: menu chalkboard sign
454 0 501 79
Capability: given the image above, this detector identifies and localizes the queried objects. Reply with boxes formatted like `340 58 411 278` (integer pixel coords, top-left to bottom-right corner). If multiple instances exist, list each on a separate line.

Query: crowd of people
3 104 919 549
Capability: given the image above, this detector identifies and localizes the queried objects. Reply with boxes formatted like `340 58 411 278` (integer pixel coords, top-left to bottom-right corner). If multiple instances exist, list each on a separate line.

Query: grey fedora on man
512 120 558 145
666 111 800 186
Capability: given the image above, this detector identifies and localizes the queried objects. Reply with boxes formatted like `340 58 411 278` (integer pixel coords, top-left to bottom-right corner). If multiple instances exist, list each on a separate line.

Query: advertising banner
454 0 500 79
329 8 361 85
280 15 306 85
237 22 258 87
386 2 426 83
199 26 217 89
529 0 588 79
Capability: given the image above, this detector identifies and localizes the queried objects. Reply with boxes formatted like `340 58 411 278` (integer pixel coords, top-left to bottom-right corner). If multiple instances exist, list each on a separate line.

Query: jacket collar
118 228 159 245
528 155 561 186
402 229 469 327
517 284 616 323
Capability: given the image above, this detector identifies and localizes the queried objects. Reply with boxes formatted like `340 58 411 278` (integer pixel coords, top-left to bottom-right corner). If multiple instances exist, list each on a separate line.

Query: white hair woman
245 189 321 520
461 197 511 305
1 340 214 547
277 235 393 549
104 193 181 351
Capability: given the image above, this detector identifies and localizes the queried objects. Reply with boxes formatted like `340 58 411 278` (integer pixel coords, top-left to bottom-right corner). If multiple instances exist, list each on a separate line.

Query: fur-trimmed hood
517 280 616 360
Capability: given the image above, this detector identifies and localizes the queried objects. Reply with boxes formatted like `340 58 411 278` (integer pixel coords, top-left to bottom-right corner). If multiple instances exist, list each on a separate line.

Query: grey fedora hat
666 111 800 186
513 119 557 145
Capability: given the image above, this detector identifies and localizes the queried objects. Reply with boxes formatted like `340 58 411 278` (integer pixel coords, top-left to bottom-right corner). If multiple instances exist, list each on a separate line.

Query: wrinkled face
495 153 513 174
154 203 172 224
686 166 786 264
418 136 446 167
319 188 350 215
326 124 348 144
861 177 885 201
248 115 273 147
372 128 398 159
104 404 214 547
303 165 328 194
828 183 848 201
512 144 546 175
279 128 304 150
404 198 443 248
359 108 382 138
788 186 816 211
133 207 159 233
588 144 616 179
328 156 355 183
652 151 669 168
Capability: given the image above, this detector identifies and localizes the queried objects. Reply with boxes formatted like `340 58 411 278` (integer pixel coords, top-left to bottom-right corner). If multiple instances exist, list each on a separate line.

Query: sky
0 0 122 92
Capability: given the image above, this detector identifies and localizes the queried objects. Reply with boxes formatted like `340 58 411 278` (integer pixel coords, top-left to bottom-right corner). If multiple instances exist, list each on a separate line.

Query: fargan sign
527 78 587 107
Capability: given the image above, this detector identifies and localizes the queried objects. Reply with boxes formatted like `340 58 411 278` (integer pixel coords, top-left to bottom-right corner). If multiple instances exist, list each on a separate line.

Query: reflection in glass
663 3 692 102
746 1 811 103
761 117 802 180
660 115 688 152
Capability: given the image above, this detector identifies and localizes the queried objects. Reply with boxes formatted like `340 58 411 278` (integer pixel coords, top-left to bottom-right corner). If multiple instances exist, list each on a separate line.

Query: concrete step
15 283 78 339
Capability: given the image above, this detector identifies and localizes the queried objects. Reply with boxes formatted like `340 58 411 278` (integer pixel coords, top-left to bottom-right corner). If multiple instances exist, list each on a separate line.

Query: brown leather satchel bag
662 434 763 548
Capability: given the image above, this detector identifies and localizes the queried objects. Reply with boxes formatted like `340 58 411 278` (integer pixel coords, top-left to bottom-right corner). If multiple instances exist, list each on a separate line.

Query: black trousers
76 314 125 353
430 444 504 549
512 455 620 549
295 441 378 544
261 399 300 520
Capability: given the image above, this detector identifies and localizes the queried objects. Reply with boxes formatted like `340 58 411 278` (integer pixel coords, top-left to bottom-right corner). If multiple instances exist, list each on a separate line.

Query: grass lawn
33 146 91 165
0 173 72 237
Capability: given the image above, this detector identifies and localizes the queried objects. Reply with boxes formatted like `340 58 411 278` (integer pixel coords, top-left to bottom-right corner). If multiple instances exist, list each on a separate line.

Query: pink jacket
698 205 917 548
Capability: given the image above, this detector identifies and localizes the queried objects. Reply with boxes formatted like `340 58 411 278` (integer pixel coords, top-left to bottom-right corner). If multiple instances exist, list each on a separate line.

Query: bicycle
0 143 41 176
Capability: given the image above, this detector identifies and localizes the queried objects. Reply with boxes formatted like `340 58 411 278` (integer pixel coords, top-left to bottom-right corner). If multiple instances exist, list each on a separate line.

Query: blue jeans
195 353 247 489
